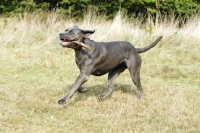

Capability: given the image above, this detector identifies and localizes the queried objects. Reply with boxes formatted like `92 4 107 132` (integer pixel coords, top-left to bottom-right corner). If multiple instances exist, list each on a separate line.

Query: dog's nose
59 33 64 38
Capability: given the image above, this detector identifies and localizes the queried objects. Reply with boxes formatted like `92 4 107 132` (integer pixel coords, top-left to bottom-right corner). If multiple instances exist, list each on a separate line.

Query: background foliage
0 0 200 19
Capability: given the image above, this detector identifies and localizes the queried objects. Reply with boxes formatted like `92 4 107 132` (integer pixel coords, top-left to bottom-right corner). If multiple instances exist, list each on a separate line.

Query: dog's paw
58 99 66 104
137 91 144 100
98 95 107 101
77 87 87 93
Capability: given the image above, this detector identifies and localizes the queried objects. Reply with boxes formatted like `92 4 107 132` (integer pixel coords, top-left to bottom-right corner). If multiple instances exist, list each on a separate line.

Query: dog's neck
73 38 93 52
83 38 91 44
83 38 95 47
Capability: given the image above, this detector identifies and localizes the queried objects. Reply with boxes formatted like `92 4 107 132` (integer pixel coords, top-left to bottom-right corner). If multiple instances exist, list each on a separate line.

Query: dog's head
59 25 95 49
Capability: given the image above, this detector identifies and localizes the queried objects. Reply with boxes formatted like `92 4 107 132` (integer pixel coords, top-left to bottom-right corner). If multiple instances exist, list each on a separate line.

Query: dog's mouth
60 39 94 50
60 39 73 47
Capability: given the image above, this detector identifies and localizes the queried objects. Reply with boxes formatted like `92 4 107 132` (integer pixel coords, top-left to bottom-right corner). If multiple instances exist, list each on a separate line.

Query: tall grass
0 11 200 133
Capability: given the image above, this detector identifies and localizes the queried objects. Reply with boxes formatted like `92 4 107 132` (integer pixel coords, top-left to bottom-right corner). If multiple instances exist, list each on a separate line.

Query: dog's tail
136 36 163 53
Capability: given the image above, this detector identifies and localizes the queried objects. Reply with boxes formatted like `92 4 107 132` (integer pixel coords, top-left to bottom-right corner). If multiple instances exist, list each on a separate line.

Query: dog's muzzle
59 33 73 47
59 33 94 50
60 39 73 47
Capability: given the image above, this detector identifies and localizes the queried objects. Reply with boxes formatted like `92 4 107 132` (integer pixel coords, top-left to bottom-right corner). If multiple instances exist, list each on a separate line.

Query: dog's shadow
66 84 137 105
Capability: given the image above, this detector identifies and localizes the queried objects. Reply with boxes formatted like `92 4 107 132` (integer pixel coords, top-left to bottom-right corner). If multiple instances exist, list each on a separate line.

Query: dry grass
0 12 200 133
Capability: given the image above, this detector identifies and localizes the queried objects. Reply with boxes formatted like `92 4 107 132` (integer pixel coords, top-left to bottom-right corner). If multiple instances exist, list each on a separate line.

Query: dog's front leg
58 73 89 104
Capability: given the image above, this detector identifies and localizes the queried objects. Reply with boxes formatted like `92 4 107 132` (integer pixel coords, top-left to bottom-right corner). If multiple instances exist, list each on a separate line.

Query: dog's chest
75 52 93 68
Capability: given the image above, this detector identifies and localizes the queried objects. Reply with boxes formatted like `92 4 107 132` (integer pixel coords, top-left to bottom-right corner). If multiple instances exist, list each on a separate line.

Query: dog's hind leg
99 63 127 100
127 57 144 99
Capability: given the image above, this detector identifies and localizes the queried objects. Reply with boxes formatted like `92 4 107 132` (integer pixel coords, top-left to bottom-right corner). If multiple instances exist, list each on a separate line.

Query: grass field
0 12 200 133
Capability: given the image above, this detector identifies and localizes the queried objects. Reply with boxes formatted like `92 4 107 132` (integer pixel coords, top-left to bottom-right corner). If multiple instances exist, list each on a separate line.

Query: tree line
0 0 200 19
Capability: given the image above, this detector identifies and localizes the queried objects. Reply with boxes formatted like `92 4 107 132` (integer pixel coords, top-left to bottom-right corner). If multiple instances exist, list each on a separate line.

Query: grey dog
58 25 162 104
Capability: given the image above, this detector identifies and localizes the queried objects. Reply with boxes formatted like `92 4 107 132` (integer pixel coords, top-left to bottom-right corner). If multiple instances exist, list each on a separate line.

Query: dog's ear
73 25 78 28
81 29 96 36
81 29 96 37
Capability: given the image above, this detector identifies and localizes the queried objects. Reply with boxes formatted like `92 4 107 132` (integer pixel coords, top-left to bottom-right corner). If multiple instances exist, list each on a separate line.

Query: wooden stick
72 41 94 50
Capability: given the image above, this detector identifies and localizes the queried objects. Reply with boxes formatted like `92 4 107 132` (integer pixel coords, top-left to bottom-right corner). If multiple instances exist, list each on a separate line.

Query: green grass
0 12 200 133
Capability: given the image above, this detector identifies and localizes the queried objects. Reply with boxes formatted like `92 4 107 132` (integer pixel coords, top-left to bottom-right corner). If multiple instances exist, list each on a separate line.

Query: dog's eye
69 31 74 34
65 29 69 32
